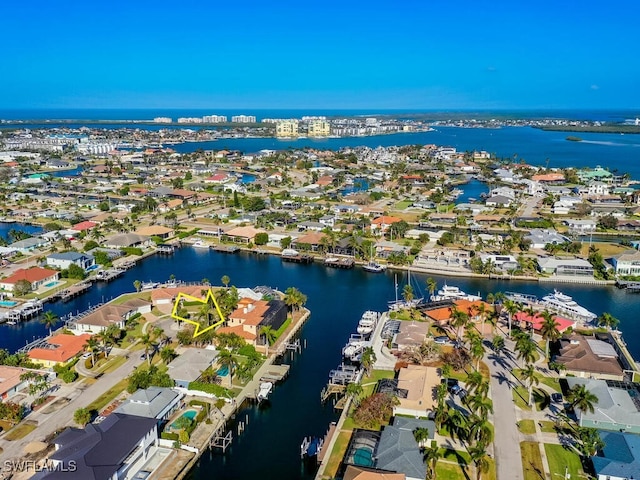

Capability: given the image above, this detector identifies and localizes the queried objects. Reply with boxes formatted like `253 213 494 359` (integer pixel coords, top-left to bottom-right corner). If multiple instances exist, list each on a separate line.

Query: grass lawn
518 419 536 435
321 431 351 479
539 421 557 433
436 462 469 480
580 241 627 258
394 200 413 210
0 420 13 432
111 292 152 305
521 441 545 480
97 355 127 374
274 317 292 339
544 443 584 480
513 386 549 412
539 376 561 393
120 319 147 348
361 370 395 397
4 422 37 441
85 378 129 413
442 448 471 465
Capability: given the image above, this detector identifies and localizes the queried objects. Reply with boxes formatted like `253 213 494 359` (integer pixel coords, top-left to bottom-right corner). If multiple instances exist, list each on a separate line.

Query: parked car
434 336 450 345
139 353 147 360
551 393 563 404
81 352 92 359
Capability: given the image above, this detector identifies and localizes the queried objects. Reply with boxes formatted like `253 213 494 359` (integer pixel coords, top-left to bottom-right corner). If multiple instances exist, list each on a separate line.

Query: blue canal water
456 179 488 204
0 222 43 242
2 247 640 479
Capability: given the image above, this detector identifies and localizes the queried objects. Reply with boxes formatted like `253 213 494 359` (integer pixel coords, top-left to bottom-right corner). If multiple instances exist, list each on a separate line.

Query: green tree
422 442 441 480
259 325 277 353
254 232 269 245
84 337 100 367
567 384 599 414
597 312 619 330
160 346 176 363
41 310 59 335
74 407 92 427
221 275 230 288
468 444 491 480
539 311 560 360
361 347 376 376
67 263 87 280
13 279 32 296
346 382 364 407
217 349 237 385
140 333 154 366
521 364 539 407
133 280 142 292
426 277 437 298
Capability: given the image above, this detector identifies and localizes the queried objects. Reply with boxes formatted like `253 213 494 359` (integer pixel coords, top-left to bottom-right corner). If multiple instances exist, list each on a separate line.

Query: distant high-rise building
232 115 257 123
177 117 203 123
202 115 228 123
307 119 331 137
153 117 173 123
276 120 299 137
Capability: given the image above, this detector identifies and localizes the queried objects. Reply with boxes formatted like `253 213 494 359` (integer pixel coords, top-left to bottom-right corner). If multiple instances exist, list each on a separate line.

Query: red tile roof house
28 333 92 368
513 311 575 333
71 221 98 233
0 267 59 294
370 215 402 234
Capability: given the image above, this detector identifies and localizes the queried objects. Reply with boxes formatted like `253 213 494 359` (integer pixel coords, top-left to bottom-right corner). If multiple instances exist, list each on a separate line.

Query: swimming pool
217 366 229 377
352 447 374 466
43 281 61 288
0 300 17 308
170 409 198 430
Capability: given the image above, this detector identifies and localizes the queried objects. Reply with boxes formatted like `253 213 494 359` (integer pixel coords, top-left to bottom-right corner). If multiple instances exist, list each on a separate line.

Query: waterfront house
564 218 597 233
393 365 440 418
223 225 265 244
28 334 92 368
591 430 640 480
484 194 512 207
8 236 50 254
104 233 150 248
46 252 95 271
566 378 640 433
611 250 640 276
374 417 433 480
0 267 59 293
167 348 219 388
70 220 98 234
554 335 624 380
150 285 205 306
513 312 574 334
292 231 328 252
135 225 174 240
33 413 158 480
342 466 405 480
219 297 288 347
114 386 184 425
391 321 430 352
71 301 148 335
537 257 594 277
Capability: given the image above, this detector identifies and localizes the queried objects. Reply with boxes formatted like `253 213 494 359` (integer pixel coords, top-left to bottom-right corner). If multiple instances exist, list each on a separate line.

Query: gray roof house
524 229 569 249
105 233 150 248
374 417 434 480
114 387 184 423
33 413 158 480
167 348 219 388
46 252 95 271
537 257 594 277
592 430 640 480
566 378 640 434
9 237 49 254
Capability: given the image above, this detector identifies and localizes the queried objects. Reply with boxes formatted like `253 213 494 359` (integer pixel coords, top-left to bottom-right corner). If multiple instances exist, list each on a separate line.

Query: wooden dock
316 422 337 464
95 268 125 282
213 245 240 254
259 364 290 383
324 257 355 269
59 282 93 302
282 254 313 264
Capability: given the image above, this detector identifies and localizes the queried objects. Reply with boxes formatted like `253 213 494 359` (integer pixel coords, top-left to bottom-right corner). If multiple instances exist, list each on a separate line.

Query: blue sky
1 0 638 110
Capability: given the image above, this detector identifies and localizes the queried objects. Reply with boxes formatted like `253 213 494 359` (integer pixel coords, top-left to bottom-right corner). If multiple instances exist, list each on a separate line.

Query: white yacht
342 334 370 362
363 261 386 273
191 240 210 249
540 289 597 322
257 382 273 402
356 311 379 335
430 283 481 302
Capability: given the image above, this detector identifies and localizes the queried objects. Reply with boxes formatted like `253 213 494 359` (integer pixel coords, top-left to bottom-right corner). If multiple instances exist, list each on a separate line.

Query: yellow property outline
171 288 226 338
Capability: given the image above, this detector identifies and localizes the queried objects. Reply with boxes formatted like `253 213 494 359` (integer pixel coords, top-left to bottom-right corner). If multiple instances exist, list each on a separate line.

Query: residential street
487 340 525 480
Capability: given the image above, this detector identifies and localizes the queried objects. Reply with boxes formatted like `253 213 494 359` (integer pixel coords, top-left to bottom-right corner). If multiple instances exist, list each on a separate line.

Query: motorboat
300 436 324 458
540 289 597 322
191 240 210 249
363 261 386 273
257 381 273 402
342 334 370 361
430 283 481 302
141 281 160 290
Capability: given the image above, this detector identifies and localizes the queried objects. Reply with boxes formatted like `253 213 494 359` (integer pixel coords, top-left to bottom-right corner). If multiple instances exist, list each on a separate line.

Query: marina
324 256 355 269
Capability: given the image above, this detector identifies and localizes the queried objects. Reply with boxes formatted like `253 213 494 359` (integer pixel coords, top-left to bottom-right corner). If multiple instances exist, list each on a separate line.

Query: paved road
487 340 525 480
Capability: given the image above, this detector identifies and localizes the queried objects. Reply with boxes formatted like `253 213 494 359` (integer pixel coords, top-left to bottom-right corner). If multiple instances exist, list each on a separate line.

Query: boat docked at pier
300 436 324 459
430 283 481 302
356 310 379 335
342 334 370 362
540 289 597 323
362 261 386 273
257 381 273 402
191 240 210 249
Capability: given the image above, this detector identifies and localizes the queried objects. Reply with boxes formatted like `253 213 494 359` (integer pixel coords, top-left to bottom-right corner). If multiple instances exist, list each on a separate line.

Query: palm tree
346 382 364 407
450 307 469 344
444 408 468 443
413 427 431 448
597 312 619 330
492 335 505 355
465 371 484 395
521 363 539 407
160 346 176 363
514 333 536 367
221 275 230 288
468 413 494 445
259 325 277 355
133 280 142 293
470 337 485 371
402 284 414 304
426 277 437 299
502 299 520 337
539 310 560 360
567 384 599 416
41 310 59 335
361 347 376 376
422 443 441 480
468 444 491 480
217 349 237 385
140 333 154 366
84 337 100 367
